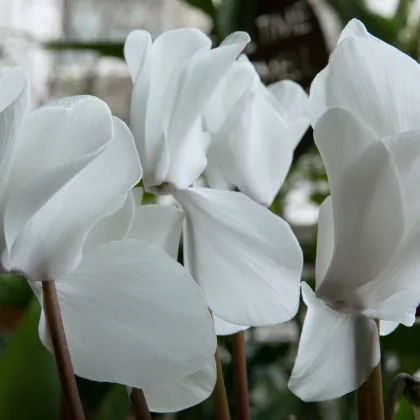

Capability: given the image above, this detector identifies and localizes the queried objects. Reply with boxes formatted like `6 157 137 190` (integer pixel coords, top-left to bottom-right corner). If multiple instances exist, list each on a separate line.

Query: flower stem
384 373 411 420
213 346 231 420
131 388 152 420
357 320 384 420
232 331 250 420
42 280 85 420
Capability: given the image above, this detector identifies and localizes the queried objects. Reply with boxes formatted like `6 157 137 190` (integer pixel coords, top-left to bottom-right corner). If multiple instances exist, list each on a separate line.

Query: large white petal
7 117 141 281
322 37 420 136
165 119 211 190
225 89 293 206
3 98 114 270
83 192 135 253
204 61 256 191
213 315 248 336
380 321 399 336
315 196 334 289
160 33 249 189
382 130 420 218
143 358 216 413
125 204 184 259
314 107 377 196
266 80 309 149
288 283 380 402
177 187 303 326
316 139 405 308
38 239 216 389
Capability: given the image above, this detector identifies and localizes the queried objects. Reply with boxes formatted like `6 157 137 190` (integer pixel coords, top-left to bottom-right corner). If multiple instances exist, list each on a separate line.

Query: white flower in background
289 20 420 401
0 71 216 412
204 56 309 207
124 29 304 334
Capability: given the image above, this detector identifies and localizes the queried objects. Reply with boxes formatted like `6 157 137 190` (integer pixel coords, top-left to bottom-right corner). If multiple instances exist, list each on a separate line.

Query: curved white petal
314 108 377 196
288 283 380 402
204 60 256 191
315 196 334 289
316 139 405 307
177 187 303 326
7 117 141 281
382 130 420 218
317 37 420 136
380 321 399 336
266 80 309 149
165 120 211 190
83 192 135 253
225 90 293 206
0 68 29 179
337 19 371 43
39 239 216 389
124 30 152 83
143 358 216 413
160 33 249 189
213 315 249 336
125 204 184 259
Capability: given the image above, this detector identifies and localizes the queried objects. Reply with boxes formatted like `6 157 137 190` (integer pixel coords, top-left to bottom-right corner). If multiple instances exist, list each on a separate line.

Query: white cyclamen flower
289 20 420 401
0 70 216 412
124 29 304 334
204 56 309 207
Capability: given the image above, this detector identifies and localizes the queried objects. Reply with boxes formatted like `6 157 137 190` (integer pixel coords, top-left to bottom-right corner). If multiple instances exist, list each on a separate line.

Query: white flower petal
225 90 293 206
337 19 370 43
314 107 377 196
382 130 420 217
83 192 135 253
143 358 216 413
0 69 28 199
124 30 152 83
177 187 303 326
165 119 211 190
288 283 380 402
317 139 405 306
160 33 249 189
321 37 420 136
315 196 334 289
7 117 141 281
213 315 248 336
125 204 184 259
266 80 309 149
39 239 216 389
380 321 399 336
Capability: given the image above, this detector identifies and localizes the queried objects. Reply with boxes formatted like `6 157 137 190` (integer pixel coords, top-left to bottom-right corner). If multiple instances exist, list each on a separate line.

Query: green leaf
0 300 60 420
92 384 131 420
0 273 32 308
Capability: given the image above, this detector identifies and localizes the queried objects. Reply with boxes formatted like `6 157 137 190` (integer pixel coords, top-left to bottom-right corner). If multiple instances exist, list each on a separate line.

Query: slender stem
131 388 152 420
232 331 250 420
213 346 231 420
357 320 384 420
384 373 411 420
42 281 85 420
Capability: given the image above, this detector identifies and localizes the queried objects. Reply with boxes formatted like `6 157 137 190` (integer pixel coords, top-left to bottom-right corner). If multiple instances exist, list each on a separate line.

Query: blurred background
1 0 420 419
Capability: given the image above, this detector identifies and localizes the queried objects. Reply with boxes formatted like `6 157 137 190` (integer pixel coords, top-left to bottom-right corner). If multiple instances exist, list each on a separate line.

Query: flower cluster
1 16 419 415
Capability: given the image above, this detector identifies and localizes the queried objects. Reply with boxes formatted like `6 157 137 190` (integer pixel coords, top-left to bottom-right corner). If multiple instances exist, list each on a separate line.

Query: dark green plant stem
232 331 250 420
213 346 231 420
42 280 85 420
131 388 152 420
